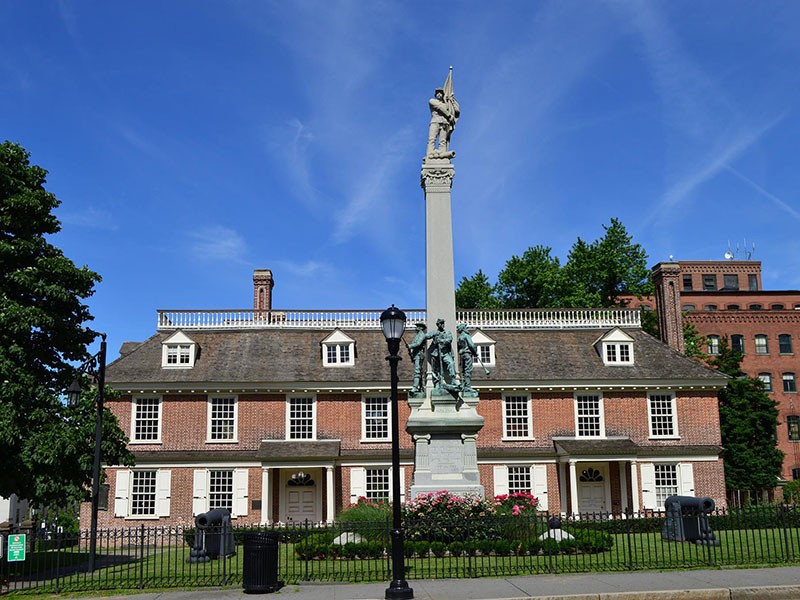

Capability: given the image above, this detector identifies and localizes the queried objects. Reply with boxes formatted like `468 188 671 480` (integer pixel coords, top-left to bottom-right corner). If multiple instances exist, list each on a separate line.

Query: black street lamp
379 305 413 600
66 333 107 574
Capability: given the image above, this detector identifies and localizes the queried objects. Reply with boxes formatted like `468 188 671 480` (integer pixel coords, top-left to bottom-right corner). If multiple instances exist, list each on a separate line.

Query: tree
455 270 500 309
562 218 652 308
494 245 562 308
0 141 133 507
708 338 783 494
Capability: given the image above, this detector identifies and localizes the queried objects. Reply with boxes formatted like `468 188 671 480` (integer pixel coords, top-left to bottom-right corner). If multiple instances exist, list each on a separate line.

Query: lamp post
66 333 107 574
380 305 414 600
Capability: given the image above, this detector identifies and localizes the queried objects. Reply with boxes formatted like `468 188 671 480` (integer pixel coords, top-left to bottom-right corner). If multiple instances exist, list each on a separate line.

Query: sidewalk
69 566 800 600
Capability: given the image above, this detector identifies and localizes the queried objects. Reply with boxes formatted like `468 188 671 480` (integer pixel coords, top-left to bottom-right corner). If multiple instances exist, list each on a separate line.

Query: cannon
188 508 235 563
661 495 719 546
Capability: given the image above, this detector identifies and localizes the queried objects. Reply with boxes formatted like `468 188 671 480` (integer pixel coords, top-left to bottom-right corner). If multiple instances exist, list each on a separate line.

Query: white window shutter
532 465 548 511
639 463 656 510
233 469 249 518
156 470 171 517
398 467 406 503
192 469 208 516
350 467 365 503
114 470 130 518
493 466 509 497
679 463 695 496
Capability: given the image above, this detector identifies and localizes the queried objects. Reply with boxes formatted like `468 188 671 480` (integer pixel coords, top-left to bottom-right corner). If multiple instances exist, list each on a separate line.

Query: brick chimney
652 262 684 354
253 269 274 312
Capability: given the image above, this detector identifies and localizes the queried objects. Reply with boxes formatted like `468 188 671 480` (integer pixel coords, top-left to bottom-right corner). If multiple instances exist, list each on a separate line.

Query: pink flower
512 505 521 516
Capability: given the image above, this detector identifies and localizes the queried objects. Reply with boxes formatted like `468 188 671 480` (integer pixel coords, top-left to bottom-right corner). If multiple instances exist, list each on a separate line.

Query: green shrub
362 541 385 558
430 541 448 557
540 537 560 555
783 481 800 504
559 538 577 553
448 540 465 557
403 491 499 542
414 540 430 557
338 498 391 541
341 542 359 559
527 539 542 555
575 530 613 553
493 539 512 556
477 539 494 555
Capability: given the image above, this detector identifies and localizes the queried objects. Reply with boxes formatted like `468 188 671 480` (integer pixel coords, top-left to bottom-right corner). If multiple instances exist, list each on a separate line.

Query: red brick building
86 269 728 528
634 260 800 486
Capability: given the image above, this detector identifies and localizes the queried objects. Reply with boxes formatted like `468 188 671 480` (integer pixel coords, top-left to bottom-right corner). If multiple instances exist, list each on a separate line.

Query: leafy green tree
562 218 652 308
494 245 562 308
709 338 783 494
455 269 500 309
0 141 133 507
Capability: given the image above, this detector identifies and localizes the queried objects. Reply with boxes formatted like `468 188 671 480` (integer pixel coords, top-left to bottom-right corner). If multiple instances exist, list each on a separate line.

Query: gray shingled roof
106 327 726 388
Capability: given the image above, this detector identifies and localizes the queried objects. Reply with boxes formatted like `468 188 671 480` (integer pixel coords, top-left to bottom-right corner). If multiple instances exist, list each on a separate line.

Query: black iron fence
3 505 800 594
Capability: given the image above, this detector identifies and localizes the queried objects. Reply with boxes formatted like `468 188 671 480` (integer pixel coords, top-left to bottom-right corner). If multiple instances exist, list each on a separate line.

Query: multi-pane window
503 395 532 439
748 274 759 291
784 373 797 393
759 373 773 392
707 335 720 355
649 393 677 437
166 344 192 365
209 396 236 441
702 275 717 291
478 345 491 365
705 305 718 311
209 470 234 512
755 335 769 355
654 464 678 507
507 466 532 494
133 397 161 441
682 274 693 291
365 468 390 500
363 396 389 440
727 304 740 311
288 397 315 439
788 416 800 442
575 394 603 437
130 471 157 516
323 342 354 366
772 304 786 310
731 335 745 354
793 468 800 481
780 335 793 354
604 343 632 364
723 274 739 290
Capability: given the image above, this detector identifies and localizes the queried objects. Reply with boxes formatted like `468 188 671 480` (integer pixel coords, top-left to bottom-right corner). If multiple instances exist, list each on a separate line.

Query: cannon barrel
664 495 715 513
195 508 231 529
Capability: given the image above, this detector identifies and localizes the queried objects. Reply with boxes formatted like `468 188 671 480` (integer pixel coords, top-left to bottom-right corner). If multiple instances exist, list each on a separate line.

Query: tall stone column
421 159 457 346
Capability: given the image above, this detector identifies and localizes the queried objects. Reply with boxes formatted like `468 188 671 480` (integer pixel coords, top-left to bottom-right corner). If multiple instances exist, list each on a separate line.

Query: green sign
7 533 26 562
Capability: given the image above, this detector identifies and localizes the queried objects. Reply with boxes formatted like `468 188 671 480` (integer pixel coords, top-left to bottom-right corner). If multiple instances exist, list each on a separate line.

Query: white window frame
361 395 390 442
574 392 605 438
640 463 694 510
647 392 679 439
192 468 248 518
492 464 548 511
207 395 238 443
130 396 162 444
707 335 720 355
114 469 171 519
321 330 356 367
502 393 533 440
755 334 769 355
471 330 497 368
350 466 405 504
759 373 773 392
286 395 317 440
161 331 196 369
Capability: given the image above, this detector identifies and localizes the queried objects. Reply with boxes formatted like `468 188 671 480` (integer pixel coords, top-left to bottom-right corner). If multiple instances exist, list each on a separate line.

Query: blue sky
3 1 800 358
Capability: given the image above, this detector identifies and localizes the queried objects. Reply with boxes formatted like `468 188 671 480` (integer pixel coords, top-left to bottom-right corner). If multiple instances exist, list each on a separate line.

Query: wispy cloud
186 226 248 263
273 259 332 278
59 206 118 231
724 165 800 224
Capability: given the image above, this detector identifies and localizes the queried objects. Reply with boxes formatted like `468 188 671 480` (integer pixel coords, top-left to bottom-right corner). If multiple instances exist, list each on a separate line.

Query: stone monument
408 68 485 499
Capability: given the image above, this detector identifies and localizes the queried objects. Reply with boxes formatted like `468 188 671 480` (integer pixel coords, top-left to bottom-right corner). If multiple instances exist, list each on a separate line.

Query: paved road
68 566 800 599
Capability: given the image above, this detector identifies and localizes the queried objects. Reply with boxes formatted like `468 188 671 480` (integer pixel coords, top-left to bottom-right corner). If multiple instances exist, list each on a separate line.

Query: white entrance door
577 464 609 514
281 469 321 523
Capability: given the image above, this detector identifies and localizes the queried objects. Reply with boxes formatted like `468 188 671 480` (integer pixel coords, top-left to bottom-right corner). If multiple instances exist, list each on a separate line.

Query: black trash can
242 531 282 594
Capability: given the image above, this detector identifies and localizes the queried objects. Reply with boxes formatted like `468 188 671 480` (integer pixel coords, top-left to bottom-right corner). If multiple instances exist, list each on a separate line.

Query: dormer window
596 328 634 366
321 329 355 367
471 330 496 367
161 331 197 369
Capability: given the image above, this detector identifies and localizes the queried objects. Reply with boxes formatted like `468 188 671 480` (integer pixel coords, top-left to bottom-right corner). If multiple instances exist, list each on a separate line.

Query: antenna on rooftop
725 239 756 260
